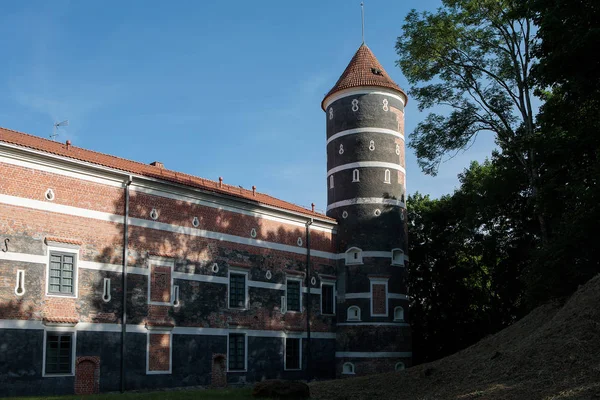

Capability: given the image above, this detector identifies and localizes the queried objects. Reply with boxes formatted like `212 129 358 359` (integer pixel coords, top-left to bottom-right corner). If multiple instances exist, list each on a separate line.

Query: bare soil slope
311 275 600 400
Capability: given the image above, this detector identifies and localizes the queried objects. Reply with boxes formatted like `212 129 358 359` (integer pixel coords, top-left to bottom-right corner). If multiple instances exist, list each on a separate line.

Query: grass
6 388 254 400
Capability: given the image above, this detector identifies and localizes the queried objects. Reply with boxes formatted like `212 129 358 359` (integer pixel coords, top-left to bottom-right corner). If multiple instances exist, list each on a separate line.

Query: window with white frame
286 278 302 312
384 169 391 184
148 257 174 306
147 331 172 374
352 169 360 182
394 306 405 321
285 337 302 370
47 248 78 297
342 362 355 374
321 282 335 315
43 330 75 376
370 277 389 317
345 247 363 265
347 305 361 321
391 248 405 266
228 333 246 371
329 175 334 189
228 270 248 309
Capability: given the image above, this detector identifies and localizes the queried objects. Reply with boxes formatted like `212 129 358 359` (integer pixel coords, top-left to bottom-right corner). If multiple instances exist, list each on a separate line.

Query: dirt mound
311 274 600 400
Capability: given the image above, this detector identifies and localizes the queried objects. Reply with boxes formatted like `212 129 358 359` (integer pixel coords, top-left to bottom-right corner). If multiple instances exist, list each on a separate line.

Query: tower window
394 306 405 321
329 175 334 189
345 247 363 265
352 169 360 182
395 362 405 371
347 306 361 321
342 362 355 374
384 169 391 184
391 249 405 266
371 68 383 76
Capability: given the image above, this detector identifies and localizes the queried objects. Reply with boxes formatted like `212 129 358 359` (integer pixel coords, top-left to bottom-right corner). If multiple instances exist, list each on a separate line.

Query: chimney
66 140 71 150
150 161 164 169
219 177 223 188
311 203 315 212
252 186 256 196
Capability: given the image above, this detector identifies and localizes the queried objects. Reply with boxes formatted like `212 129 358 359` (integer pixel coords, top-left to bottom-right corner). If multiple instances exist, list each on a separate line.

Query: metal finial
361 2 365 44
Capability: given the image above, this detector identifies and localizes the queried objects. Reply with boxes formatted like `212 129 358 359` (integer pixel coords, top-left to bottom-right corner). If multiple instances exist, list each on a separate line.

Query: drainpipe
305 218 313 381
121 175 132 393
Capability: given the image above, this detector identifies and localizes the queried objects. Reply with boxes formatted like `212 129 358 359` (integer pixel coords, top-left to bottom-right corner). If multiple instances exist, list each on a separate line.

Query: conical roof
322 44 407 110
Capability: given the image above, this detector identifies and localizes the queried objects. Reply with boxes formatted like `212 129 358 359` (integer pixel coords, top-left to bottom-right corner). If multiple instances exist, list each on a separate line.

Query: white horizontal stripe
324 88 407 110
172 271 228 285
344 292 408 300
335 351 412 358
327 161 405 176
327 197 405 211
0 193 336 260
0 320 337 339
248 281 285 290
0 251 46 264
336 322 410 327
327 128 404 145
334 252 409 262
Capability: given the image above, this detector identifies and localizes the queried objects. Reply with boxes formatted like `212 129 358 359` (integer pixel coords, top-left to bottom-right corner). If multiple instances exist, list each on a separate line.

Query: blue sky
0 0 496 213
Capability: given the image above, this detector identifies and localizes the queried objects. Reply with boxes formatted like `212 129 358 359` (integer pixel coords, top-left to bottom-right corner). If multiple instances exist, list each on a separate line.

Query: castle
0 43 409 396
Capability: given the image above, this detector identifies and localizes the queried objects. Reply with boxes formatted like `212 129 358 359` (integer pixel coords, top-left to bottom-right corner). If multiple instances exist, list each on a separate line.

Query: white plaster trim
337 322 410 327
344 292 408 300
42 327 77 377
172 271 227 285
327 198 405 211
327 127 404 145
247 280 284 290
323 87 407 110
146 331 173 375
335 351 412 358
226 332 248 372
284 335 303 371
327 162 405 176
0 193 336 260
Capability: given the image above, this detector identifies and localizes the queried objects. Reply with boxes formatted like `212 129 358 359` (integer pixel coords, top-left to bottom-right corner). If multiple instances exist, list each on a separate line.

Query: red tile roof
322 44 407 110
43 316 79 325
0 126 335 222
45 237 83 246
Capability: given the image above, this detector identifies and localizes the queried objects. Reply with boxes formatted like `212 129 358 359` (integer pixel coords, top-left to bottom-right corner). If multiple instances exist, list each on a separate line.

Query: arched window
384 169 391 184
391 248 405 266
347 306 361 321
394 306 405 322
395 362 405 371
342 362 355 375
329 175 334 189
352 169 360 182
345 247 363 265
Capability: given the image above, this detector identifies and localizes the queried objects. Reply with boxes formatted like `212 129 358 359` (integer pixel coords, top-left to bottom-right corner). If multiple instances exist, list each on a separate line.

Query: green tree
396 0 547 241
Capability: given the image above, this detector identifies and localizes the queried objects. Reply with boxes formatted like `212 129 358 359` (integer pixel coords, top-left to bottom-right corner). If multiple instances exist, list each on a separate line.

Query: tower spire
361 2 365 44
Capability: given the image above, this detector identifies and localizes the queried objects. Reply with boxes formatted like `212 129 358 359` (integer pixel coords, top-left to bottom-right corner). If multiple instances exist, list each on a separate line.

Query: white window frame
42 327 77 377
46 244 80 299
347 305 361 321
228 268 249 310
393 306 405 322
345 247 363 265
147 256 175 306
146 329 173 375
342 362 355 375
227 332 248 372
329 175 334 189
384 169 391 184
395 361 406 371
391 248 405 266
283 335 303 371
320 280 336 315
352 169 360 182
285 276 303 313
369 277 389 317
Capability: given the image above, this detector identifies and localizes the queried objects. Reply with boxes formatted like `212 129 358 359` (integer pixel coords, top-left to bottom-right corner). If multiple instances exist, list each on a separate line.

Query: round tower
322 44 411 376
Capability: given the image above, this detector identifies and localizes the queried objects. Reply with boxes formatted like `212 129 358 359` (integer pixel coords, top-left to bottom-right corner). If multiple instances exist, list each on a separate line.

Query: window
149 263 172 305
44 332 73 375
391 249 405 266
347 306 361 321
352 169 360 182
394 306 405 321
229 272 247 309
395 362 405 371
384 169 391 184
285 338 301 370
321 283 335 315
342 362 355 374
329 175 334 189
345 247 363 265
286 279 301 312
370 278 389 317
48 251 76 295
228 333 246 371
147 332 172 374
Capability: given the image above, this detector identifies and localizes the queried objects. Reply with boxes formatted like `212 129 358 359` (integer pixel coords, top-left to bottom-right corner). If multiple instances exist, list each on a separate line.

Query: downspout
121 175 132 393
305 218 313 381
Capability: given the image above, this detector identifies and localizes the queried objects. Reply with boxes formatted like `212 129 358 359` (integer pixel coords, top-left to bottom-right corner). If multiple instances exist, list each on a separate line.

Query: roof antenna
50 120 69 141
361 2 365 44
